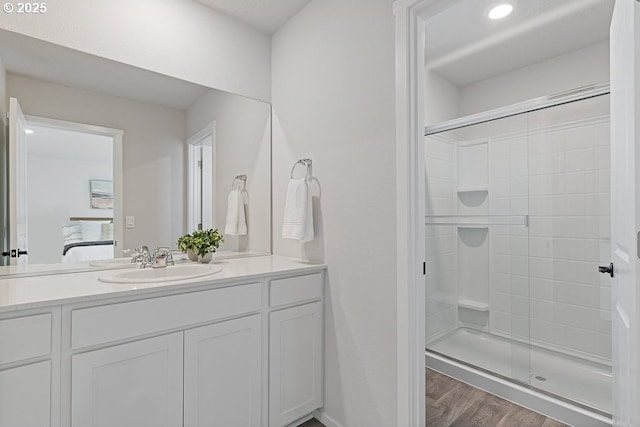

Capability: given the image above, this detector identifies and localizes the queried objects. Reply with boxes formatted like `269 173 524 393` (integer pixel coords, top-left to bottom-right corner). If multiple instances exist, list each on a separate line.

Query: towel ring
232 174 247 190
290 159 312 179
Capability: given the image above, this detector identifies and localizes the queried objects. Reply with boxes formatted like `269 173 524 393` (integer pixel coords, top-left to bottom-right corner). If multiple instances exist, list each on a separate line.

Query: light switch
125 216 135 229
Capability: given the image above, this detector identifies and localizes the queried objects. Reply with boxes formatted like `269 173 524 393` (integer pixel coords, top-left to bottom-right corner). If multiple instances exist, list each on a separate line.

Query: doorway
6 97 124 265
187 123 215 232
393 1 637 426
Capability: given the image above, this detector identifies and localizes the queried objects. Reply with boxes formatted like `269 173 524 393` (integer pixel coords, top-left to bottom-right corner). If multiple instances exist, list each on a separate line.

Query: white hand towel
237 191 247 235
225 189 239 235
225 189 248 236
282 178 314 242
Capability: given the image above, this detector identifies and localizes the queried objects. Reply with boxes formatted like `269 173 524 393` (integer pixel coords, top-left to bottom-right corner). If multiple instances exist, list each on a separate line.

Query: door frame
395 1 458 425
22 114 124 257
187 122 216 232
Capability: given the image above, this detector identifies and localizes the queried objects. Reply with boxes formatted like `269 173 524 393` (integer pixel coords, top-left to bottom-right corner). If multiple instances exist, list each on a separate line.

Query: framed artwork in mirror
90 180 113 209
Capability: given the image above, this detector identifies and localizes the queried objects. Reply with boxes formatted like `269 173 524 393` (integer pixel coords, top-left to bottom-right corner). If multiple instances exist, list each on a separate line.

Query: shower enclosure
424 86 612 423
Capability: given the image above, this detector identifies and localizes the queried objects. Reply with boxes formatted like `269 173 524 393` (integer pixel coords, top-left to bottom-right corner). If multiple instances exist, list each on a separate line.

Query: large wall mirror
0 29 271 274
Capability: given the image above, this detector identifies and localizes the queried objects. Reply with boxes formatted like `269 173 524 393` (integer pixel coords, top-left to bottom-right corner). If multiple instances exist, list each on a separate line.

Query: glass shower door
525 94 612 414
424 93 612 415
424 111 532 384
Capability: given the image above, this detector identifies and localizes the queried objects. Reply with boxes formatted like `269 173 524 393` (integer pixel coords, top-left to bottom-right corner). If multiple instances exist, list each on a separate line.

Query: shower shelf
457 186 488 193
425 215 528 228
458 299 489 312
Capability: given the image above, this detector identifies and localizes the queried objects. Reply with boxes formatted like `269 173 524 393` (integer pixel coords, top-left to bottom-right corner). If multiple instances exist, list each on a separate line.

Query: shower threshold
427 328 612 417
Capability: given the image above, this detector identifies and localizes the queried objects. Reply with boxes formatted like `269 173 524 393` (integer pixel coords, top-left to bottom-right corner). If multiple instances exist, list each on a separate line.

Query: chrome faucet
128 245 174 268
150 247 174 268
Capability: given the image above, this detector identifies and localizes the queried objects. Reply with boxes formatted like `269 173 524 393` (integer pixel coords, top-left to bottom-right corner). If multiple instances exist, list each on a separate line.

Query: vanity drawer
269 273 322 308
72 282 261 349
0 313 52 365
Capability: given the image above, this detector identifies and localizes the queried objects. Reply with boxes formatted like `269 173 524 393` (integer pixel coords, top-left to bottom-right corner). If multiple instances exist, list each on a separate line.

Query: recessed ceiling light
25 129 34 134
488 4 513 20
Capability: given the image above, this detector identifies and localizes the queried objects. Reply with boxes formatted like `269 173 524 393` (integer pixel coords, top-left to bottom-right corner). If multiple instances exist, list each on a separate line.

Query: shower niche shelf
457 186 488 194
457 299 489 312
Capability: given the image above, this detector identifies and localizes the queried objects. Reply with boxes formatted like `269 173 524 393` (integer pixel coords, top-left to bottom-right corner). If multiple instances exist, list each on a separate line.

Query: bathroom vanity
0 255 325 427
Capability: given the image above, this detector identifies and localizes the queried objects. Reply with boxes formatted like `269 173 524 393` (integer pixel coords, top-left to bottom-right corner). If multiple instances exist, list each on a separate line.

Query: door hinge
423 261 426 276
5 112 9 120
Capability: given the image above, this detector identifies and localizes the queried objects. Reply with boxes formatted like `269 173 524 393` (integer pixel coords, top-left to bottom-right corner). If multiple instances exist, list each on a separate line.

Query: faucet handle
128 246 147 264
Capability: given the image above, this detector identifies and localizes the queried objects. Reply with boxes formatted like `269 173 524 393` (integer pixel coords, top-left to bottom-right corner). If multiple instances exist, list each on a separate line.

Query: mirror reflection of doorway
188 124 215 232
26 123 115 264
5 97 123 265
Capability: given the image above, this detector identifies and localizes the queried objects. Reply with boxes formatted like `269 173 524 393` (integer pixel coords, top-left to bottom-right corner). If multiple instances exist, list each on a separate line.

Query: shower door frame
423 83 610 136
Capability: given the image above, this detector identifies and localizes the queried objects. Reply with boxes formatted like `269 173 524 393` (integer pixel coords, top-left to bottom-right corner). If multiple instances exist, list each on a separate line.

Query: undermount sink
98 264 222 284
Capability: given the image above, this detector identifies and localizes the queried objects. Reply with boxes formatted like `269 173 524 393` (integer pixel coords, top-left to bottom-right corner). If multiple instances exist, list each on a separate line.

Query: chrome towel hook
290 159 312 179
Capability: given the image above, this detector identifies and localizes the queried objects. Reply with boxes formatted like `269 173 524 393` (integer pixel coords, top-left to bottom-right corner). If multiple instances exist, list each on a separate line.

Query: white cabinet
2 266 324 427
0 310 59 427
184 315 262 427
269 302 322 427
71 332 183 427
0 361 51 427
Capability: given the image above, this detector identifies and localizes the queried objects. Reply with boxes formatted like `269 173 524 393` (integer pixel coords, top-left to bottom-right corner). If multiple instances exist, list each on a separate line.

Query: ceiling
27 124 113 164
425 0 614 87
194 0 312 34
0 29 209 111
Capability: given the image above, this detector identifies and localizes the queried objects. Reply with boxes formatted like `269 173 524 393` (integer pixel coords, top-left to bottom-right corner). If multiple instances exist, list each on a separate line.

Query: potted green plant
177 228 224 263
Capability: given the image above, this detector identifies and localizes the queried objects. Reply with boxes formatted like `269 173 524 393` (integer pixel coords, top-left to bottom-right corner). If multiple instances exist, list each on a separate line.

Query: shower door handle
598 263 614 278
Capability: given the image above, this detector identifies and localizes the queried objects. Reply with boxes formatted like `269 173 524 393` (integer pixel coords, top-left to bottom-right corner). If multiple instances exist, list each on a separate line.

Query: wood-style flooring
299 370 567 427
427 368 567 427
299 418 325 427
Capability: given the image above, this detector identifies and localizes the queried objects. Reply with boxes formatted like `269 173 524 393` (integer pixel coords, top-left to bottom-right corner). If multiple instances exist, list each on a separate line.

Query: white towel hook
290 159 312 180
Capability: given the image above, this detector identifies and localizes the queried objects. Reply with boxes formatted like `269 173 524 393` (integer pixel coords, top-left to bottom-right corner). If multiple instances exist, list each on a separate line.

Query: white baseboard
313 410 344 427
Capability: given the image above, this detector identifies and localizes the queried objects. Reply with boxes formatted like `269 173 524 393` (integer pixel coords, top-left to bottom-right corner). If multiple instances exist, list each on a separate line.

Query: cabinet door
269 302 322 427
0 361 51 427
184 315 261 427
71 332 183 427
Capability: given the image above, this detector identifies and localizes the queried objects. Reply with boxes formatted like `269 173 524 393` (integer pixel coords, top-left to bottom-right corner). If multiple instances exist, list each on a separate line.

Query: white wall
272 1 396 426
27 154 111 264
8 74 186 250
0 0 271 102
186 89 271 254
460 41 609 116
425 70 460 126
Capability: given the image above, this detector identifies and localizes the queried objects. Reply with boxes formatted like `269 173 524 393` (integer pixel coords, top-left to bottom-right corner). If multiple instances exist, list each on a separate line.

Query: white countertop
0 255 326 313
